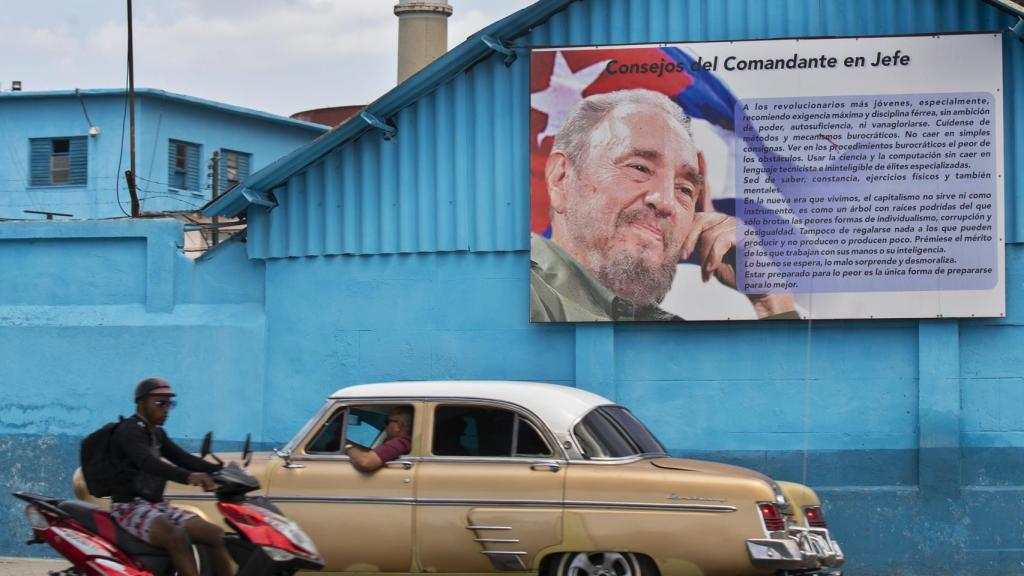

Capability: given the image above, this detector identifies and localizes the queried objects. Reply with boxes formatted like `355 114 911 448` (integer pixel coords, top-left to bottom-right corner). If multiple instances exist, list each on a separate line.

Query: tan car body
76 382 843 576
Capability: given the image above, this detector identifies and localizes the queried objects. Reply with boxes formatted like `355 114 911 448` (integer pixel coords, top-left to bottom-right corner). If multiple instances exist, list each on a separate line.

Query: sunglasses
152 399 177 409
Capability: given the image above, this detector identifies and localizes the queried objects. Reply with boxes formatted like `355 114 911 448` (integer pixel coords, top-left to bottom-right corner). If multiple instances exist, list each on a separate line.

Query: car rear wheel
554 552 654 576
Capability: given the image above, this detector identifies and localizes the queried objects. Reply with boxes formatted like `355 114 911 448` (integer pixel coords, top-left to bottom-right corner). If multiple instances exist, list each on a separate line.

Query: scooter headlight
261 546 296 562
25 505 50 530
262 514 319 557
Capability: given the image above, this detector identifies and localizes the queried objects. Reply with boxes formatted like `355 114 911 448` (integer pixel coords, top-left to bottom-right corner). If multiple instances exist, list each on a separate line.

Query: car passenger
344 406 412 472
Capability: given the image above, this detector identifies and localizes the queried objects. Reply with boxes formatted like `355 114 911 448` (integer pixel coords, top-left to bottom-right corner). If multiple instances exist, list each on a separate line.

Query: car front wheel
554 552 655 576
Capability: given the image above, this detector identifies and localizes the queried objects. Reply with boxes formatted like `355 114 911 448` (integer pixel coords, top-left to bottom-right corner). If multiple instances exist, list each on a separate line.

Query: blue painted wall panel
0 236 145 304
259 251 577 440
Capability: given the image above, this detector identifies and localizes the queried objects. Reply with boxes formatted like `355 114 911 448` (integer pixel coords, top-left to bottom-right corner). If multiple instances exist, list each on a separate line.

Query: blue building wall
0 90 325 219
0 219 266 553
1 1 1024 574
238 1 1024 574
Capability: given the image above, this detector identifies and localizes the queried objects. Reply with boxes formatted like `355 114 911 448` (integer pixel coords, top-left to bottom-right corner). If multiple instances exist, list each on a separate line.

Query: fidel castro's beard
567 204 679 307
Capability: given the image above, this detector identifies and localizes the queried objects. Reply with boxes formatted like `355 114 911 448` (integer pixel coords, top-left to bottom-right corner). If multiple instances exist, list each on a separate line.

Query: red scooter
13 434 323 576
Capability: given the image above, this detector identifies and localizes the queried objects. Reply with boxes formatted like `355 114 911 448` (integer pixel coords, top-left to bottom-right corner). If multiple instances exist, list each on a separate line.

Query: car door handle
386 460 413 470
530 462 561 472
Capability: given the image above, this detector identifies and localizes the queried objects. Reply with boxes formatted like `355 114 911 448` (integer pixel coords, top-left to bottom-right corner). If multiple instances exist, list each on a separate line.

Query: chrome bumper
747 526 845 573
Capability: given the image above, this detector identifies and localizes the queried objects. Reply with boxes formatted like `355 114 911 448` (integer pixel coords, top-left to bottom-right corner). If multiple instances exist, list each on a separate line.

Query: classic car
77 380 844 576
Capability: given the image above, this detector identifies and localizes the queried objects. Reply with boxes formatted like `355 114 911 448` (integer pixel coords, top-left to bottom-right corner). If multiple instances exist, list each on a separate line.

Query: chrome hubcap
566 553 634 576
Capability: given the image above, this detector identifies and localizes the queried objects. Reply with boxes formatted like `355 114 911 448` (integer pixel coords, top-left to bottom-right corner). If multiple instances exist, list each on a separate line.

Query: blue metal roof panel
220 0 1022 259
0 88 328 132
202 0 577 219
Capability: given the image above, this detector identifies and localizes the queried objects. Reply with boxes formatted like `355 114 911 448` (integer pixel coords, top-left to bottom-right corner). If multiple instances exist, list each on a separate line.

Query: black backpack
80 417 124 498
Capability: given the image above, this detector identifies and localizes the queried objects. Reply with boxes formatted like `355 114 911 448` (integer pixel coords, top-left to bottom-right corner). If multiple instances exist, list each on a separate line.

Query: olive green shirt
529 234 801 322
529 234 681 322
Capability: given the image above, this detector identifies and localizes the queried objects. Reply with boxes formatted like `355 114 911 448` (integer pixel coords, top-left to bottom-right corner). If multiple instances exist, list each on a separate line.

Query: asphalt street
0 556 67 575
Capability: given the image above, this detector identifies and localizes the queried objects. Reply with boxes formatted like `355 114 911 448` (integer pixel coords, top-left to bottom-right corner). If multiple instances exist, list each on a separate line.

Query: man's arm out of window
345 445 384 472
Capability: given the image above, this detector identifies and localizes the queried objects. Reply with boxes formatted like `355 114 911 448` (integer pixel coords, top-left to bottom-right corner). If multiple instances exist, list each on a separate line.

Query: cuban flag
530 46 744 235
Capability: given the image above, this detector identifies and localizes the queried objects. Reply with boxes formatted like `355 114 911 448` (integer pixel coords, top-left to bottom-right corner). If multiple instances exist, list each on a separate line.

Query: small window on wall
432 405 552 458
219 149 250 194
168 139 200 192
29 137 87 186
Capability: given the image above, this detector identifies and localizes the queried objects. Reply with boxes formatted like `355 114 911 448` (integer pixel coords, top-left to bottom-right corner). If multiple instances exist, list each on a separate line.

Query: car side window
306 404 414 454
432 405 552 458
307 409 346 453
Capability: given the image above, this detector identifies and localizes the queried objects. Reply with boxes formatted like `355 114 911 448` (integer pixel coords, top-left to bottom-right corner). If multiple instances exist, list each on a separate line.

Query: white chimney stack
394 0 453 84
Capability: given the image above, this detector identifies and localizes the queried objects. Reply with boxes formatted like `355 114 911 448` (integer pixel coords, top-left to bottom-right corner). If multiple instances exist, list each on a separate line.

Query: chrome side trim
474 538 521 544
481 551 527 571
286 454 425 463
481 551 527 556
466 525 512 531
564 500 736 513
565 454 667 465
418 456 567 465
253 496 417 505
421 498 561 508
167 495 734 512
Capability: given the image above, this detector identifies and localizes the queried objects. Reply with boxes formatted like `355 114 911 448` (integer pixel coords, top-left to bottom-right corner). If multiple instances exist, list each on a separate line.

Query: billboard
529 33 1004 322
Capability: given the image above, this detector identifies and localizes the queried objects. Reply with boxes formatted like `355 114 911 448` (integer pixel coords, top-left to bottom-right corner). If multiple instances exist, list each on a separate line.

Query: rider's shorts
111 498 197 543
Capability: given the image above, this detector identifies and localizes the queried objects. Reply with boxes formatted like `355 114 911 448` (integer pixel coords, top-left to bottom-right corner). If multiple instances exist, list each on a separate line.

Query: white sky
0 0 536 117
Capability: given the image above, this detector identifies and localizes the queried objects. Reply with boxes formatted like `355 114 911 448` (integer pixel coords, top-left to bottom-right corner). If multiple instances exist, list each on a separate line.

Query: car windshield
573 406 667 459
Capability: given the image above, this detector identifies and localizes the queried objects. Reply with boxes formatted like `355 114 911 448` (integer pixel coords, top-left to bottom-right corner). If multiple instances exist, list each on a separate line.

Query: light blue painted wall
260 252 576 440
0 91 325 219
0 219 268 552
0 219 266 439
1 1 1023 574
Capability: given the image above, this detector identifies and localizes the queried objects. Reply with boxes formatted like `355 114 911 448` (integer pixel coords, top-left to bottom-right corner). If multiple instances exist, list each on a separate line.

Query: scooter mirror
201 432 213 458
242 433 252 467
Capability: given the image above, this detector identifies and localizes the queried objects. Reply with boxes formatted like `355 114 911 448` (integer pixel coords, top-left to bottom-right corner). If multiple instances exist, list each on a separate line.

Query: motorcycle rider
110 377 232 576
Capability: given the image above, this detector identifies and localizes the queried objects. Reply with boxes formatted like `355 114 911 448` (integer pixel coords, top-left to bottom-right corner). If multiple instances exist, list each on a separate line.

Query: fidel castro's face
552 104 701 304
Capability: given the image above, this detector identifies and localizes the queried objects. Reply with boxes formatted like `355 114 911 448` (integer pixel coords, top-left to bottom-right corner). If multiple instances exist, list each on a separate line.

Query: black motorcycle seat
58 500 168 557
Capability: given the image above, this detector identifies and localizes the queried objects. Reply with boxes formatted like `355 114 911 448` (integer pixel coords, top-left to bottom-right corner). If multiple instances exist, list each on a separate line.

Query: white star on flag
531 52 609 145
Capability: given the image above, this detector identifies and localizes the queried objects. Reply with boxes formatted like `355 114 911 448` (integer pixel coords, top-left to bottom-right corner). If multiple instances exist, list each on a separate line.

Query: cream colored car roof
330 380 613 434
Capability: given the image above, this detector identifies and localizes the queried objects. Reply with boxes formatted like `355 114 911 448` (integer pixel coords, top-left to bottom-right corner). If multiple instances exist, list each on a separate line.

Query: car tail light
758 502 786 532
804 505 828 528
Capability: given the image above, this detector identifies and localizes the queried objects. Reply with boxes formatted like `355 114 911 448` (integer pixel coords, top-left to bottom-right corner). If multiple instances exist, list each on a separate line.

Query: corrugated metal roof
208 0 1023 259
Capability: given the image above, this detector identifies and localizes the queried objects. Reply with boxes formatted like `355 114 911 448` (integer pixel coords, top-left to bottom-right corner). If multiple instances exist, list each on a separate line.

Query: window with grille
168 139 200 192
29 137 87 187
219 149 251 194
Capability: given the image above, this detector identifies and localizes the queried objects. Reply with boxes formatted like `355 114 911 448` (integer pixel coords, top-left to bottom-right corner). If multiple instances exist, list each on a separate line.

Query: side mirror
201 432 213 458
242 433 252 467
200 432 223 466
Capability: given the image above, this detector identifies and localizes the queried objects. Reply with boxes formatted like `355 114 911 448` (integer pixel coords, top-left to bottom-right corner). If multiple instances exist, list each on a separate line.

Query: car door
415 401 566 573
265 402 418 573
